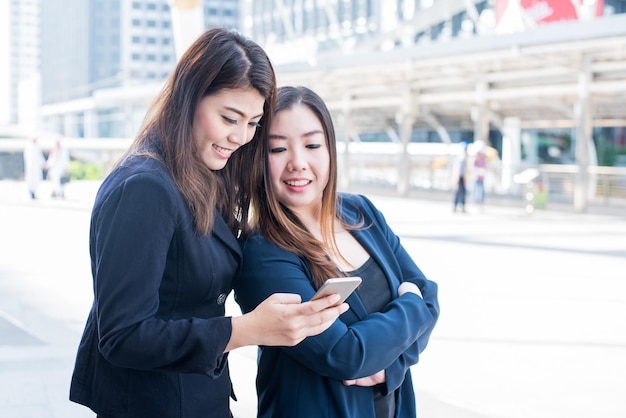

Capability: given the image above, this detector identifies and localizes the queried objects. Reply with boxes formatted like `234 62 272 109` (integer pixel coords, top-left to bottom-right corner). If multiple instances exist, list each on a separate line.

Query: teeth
285 179 310 187
214 145 233 155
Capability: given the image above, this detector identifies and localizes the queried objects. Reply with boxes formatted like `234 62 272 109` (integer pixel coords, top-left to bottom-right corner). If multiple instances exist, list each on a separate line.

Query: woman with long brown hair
69 30 347 418
235 86 440 418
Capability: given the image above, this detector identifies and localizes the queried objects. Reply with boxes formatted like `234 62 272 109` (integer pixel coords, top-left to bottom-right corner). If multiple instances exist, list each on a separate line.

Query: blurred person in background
46 139 71 198
453 141 469 213
472 147 487 207
23 137 46 199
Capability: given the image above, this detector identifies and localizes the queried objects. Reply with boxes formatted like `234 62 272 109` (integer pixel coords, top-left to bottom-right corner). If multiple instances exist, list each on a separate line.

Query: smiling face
192 88 265 170
268 103 331 220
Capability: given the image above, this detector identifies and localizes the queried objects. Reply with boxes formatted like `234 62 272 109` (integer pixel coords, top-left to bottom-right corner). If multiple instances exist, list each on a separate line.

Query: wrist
225 314 255 353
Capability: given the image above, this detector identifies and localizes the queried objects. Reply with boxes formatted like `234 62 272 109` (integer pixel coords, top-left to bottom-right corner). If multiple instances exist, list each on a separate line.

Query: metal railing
340 150 626 213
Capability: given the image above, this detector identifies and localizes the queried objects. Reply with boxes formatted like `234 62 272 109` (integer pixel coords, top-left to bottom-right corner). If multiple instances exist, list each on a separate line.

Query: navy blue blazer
70 155 241 418
235 193 439 418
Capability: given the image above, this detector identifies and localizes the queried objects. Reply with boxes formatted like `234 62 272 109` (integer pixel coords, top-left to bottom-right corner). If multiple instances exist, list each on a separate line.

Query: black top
349 257 396 418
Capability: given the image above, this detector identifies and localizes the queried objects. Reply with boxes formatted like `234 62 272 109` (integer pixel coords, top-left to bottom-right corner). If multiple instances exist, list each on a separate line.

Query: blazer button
217 293 227 305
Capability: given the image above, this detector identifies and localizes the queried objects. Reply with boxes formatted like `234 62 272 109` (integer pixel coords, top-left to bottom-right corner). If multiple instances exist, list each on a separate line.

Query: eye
270 147 286 153
249 121 262 128
306 144 321 149
222 116 237 125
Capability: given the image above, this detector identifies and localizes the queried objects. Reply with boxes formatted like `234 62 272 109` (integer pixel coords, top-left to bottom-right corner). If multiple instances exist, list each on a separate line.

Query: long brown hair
250 86 360 288
120 28 276 235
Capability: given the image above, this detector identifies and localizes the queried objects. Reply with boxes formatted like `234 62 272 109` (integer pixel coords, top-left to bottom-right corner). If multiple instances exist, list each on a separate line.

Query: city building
2 0 625 211
243 0 626 211
38 0 240 139
0 0 41 127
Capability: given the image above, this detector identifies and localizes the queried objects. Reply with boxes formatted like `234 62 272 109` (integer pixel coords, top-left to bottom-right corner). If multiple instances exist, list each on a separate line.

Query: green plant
67 160 104 180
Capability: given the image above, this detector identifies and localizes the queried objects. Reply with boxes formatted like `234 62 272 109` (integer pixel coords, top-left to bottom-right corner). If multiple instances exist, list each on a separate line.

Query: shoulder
239 233 283 256
105 157 172 190
95 157 180 211
239 232 303 261
338 192 366 210
338 192 378 217
238 232 305 272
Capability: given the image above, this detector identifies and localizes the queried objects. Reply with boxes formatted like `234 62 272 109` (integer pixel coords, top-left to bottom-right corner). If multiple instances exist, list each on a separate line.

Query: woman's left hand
343 370 386 387
398 281 422 298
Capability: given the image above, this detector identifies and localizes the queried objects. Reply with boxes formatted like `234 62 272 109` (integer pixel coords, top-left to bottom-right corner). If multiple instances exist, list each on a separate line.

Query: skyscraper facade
1 0 41 126
40 0 240 138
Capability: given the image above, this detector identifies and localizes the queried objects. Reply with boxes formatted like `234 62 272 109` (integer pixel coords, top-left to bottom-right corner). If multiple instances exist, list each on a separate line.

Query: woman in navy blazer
69 30 347 418
235 86 440 417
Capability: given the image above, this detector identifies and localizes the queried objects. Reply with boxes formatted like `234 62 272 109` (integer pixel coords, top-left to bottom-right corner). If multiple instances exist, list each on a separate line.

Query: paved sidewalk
1 180 625 417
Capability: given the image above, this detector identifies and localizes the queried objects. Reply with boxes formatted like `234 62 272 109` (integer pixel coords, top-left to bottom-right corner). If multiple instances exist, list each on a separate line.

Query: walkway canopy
274 13 626 140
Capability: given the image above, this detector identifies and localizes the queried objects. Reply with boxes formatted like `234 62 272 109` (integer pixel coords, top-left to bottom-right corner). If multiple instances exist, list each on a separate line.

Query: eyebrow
269 130 324 140
224 106 263 119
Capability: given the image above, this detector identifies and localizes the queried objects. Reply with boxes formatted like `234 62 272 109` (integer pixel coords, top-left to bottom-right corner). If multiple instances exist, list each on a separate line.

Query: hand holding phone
311 277 362 305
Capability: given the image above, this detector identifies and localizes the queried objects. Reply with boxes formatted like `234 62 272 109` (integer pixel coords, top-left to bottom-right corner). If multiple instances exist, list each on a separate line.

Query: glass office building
39 0 239 137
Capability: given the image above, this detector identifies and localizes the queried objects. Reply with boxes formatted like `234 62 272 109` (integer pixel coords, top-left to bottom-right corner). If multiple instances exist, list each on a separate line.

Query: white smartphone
311 276 362 305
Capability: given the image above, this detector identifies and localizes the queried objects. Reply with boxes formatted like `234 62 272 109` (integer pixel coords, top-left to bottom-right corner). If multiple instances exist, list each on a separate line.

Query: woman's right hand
226 293 348 352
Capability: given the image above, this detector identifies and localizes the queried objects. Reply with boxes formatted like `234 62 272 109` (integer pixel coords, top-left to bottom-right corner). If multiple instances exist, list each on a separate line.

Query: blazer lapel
212 213 242 261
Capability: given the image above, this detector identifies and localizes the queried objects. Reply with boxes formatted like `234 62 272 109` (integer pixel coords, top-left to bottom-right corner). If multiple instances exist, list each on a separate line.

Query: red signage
495 0 604 25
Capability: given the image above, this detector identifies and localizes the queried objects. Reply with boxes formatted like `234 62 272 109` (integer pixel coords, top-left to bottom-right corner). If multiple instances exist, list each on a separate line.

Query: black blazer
70 155 241 418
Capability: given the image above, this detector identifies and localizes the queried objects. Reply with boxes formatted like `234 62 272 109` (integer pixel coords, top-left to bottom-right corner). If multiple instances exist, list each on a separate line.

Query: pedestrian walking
46 139 71 198
453 141 469 213
23 137 46 199
472 148 487 206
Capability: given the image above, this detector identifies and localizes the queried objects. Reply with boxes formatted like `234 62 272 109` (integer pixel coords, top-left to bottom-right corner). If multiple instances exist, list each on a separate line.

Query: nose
228 125 253 146
287 149 307 172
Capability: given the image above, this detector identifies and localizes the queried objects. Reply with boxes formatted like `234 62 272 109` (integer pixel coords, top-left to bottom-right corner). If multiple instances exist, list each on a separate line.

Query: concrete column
83 109 98 138
63 113 76 137
473 79 489 144
169 0 204 60
396 91 415 196
335 93 354 190
125 104 137 138
501 117 521 192
574 60 592 213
